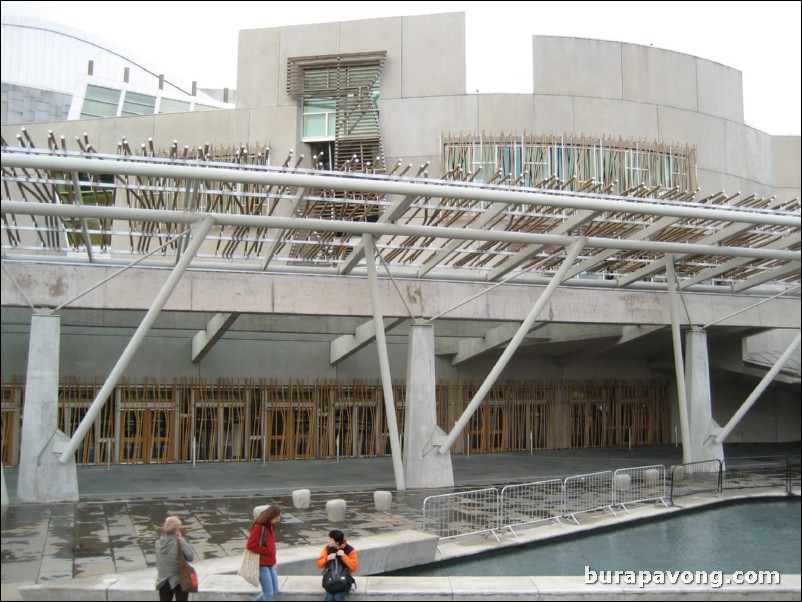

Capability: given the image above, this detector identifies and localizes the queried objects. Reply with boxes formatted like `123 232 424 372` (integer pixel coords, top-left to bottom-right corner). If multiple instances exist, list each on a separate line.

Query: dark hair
328 529 345 544
252 505 282 528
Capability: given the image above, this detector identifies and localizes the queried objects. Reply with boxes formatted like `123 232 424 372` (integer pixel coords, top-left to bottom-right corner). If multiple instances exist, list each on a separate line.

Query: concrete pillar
403 322 454 488
684 328 724 465
17 313 78 503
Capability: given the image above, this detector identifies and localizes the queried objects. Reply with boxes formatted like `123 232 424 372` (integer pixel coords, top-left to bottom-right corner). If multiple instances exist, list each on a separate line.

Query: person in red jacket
316 529 358 601
247 505 282 601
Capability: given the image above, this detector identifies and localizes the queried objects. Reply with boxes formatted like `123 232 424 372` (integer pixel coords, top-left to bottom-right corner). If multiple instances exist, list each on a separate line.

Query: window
302 98 336 140
80 85 120 119
122 91 156 116
159 98 191 114
443 135 696 196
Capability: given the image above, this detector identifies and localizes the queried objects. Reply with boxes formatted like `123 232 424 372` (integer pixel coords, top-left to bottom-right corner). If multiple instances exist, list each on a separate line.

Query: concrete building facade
1 13 799 493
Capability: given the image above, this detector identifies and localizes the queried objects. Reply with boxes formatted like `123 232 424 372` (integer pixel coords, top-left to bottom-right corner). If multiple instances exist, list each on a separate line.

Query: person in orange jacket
316 529 358 601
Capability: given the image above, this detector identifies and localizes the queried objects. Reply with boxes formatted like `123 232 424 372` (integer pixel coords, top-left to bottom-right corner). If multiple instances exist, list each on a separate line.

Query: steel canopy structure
1 148 800 292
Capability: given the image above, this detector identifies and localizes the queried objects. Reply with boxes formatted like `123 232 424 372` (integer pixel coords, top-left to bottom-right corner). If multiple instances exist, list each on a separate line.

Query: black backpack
321 546 355 594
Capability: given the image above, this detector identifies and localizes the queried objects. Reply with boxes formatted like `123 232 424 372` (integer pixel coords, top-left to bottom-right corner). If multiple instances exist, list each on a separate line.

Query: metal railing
722 456 789 492
422 488 500 540
562 471 615 524
613 464 669 511
669 459 722 502
421 456 797 540
790 455 801 493
499 479 563 538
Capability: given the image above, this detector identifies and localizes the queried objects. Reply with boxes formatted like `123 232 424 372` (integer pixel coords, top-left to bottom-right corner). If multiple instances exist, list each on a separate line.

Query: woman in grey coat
155 516 196 601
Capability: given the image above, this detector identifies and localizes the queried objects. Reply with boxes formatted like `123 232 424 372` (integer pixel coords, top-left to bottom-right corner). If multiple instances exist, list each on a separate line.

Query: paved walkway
2 442 799 600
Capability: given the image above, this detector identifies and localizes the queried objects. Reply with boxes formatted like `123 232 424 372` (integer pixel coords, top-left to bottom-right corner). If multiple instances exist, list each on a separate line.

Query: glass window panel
159 98 191 114
303 114 327 138
81 98 118 118
122 92 156 116
85 85 120 104
304 98 335 113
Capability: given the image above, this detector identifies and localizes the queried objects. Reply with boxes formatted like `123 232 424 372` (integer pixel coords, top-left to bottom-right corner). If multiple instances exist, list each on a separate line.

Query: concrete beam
192 312 240 363
3 264 800 330
451 323 523 366
329 317 407 364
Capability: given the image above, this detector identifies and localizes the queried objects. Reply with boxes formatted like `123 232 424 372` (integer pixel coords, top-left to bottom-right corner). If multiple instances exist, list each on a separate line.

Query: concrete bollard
326 499 347 522
292 489 311 509
671 465 685 482
614 473 631 492
374 490 392 511
643 468 660 487
252 504 269 520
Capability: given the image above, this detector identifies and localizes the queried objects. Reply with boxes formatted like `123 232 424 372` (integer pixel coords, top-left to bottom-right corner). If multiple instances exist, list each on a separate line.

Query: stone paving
1 489 429 584
2 442 799 591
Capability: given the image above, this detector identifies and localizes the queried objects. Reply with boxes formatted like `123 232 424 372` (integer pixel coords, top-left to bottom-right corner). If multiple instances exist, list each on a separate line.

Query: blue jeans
324 592 347 602
253 565 279 601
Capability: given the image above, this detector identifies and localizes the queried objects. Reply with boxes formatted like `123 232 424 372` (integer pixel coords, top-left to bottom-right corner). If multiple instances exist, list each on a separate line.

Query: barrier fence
499 479 563 538
790 455 801 493
422 488 500 540
722 456 789 492
422 456 798 539
669 459 722 501
562 471 615 523
613 464 668 510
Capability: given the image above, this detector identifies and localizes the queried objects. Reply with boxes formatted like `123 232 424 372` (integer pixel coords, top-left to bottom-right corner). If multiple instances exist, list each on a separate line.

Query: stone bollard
374 490 392 512
252 504 269 520
670 465 685 482
292 489 311 509
643 468 660 487
614 473 631 492
326 499 347 522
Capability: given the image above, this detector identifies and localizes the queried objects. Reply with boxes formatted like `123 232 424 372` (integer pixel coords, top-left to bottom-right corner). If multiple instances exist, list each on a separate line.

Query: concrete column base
684 328 724 465
17 313 79 503
17 430 78 503
403 323 454 488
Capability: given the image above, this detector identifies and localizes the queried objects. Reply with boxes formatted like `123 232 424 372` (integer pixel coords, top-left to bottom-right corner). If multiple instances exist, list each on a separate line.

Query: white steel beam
4 152 798 228
3 200 798 263
437 237 587 455
714 332 801 444
363 234 405 490
666 256 692 464
58 216 215 464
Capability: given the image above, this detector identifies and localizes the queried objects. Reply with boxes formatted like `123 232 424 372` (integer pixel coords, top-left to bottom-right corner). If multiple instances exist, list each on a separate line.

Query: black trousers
159 581 189 602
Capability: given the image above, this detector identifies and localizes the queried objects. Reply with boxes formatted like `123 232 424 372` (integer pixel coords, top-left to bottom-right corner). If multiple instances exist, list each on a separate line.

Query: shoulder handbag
238 526 264 587
177 538 199 593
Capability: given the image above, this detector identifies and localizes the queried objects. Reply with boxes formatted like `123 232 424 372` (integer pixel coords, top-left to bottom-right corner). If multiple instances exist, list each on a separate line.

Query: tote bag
177 539 199 593
238 526 264 587
237 548 261 587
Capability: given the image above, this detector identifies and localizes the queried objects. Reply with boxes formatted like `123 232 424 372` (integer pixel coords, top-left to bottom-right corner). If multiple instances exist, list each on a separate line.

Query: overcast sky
3 1 800 135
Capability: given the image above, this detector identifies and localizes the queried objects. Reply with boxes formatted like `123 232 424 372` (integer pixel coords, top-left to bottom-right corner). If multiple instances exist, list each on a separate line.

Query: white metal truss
1 148 799 293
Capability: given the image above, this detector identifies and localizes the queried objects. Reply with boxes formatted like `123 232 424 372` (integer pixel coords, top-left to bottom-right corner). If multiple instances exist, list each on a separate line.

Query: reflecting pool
384 499 801 576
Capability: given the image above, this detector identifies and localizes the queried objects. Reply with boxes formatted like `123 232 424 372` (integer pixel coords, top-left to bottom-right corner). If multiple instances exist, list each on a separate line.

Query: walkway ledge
17 573 802 601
